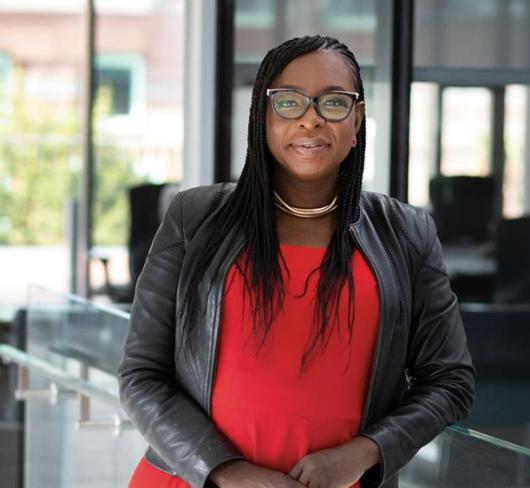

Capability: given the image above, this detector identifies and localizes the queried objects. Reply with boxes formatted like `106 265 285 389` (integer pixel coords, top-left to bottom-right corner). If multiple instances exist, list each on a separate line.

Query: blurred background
0 1 530 487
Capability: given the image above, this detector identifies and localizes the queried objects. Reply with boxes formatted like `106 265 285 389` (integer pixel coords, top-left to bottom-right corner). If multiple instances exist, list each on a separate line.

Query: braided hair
179 35 367 371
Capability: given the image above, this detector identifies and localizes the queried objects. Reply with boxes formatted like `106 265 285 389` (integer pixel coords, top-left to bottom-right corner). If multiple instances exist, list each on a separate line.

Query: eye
276 98 298 108
320 95 349 107
276 97 301 108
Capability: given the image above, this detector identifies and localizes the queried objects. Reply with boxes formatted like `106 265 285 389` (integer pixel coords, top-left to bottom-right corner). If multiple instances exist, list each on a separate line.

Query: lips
290 137 330 157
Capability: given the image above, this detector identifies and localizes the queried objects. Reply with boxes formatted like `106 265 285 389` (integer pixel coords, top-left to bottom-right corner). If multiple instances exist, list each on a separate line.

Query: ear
354 101 366 134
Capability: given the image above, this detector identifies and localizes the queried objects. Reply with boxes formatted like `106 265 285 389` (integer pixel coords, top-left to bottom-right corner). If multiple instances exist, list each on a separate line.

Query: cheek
336 124 357 153
266 111 287 153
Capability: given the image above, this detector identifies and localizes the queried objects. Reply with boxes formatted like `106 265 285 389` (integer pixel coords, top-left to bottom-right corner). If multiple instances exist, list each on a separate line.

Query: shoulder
163 182 236 243
165 182 236 218
177 182 236 211
179 182 236 204
149 183 236 254
360 191 436 253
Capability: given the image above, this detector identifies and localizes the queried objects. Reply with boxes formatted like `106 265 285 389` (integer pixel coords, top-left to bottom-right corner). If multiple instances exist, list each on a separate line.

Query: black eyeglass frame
266 88 361 122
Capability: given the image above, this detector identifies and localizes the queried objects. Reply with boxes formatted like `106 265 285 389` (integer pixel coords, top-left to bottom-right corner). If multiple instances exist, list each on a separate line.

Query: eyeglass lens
271 91 354 120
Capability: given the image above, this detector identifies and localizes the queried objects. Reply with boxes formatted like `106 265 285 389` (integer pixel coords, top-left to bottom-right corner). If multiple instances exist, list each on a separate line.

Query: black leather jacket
118 183 475 488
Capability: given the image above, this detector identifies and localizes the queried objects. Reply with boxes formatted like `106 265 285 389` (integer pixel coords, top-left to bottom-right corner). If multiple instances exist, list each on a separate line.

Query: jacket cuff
358 426 391 487
184 441 244 488
200 453 245 488
203 455 247 488
145 445 244 488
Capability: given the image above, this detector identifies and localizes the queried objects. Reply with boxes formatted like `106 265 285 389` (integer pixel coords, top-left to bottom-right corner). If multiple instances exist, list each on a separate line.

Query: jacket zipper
349 224 384 431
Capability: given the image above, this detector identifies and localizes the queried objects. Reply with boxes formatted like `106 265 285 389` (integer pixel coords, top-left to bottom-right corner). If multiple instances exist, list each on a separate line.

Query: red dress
129 244 380 488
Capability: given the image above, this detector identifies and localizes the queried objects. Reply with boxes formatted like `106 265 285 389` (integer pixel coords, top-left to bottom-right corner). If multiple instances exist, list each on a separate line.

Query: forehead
270 50 356 92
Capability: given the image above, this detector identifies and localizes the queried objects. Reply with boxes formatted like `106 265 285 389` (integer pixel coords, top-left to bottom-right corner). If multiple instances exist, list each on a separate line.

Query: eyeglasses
266 88 360 122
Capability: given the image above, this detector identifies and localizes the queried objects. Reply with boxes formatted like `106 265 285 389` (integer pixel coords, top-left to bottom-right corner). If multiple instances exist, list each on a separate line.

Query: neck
273 175 338 209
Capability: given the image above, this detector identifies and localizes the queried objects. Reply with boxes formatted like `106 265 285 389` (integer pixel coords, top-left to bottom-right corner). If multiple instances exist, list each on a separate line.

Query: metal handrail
29 283 131 320
0 343 133 436
3 344 530 457
0 344 119 407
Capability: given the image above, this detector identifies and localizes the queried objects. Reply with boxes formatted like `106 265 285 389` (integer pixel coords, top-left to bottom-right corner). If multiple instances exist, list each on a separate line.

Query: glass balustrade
400 425 530 487
0 285 529 487
22 285 145 488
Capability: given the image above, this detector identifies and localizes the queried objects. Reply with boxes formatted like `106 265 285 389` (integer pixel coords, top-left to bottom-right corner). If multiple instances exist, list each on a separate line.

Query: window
94 54 145 116
95 66 132 114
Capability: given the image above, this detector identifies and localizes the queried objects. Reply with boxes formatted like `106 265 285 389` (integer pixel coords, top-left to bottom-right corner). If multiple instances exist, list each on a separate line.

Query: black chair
460 303 530 448
493 216 530 304
429 175 496 244
429 175 497 302
93 182 179 304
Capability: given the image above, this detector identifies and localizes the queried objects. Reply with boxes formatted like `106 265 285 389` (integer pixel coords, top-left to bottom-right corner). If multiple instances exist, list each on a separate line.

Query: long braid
179 36 367 371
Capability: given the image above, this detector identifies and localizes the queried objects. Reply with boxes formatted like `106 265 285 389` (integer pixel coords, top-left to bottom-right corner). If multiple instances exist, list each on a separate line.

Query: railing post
1 344 133 437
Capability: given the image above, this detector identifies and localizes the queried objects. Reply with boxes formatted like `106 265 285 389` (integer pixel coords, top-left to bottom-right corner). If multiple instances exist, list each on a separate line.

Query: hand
288 436 381 488
209 460 306 488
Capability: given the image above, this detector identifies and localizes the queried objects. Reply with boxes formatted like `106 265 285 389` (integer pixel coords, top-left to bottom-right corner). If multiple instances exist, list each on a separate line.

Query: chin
286 169 336 183
286 162 339 180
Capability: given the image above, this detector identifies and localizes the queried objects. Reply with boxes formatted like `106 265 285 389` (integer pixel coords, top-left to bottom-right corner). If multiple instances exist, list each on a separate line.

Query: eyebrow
275 84 351 92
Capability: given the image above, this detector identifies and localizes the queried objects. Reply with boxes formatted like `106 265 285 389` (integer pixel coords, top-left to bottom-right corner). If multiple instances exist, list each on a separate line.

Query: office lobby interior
1 0 530 486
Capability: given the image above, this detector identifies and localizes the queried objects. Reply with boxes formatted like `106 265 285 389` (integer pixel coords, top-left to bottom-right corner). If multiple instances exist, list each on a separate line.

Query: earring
352 136 357 148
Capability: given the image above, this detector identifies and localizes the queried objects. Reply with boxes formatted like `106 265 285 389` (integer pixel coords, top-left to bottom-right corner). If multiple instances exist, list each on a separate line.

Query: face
266 50 365 186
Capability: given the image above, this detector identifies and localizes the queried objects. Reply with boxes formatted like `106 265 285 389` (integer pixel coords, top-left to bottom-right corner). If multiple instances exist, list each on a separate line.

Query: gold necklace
273 190 338 219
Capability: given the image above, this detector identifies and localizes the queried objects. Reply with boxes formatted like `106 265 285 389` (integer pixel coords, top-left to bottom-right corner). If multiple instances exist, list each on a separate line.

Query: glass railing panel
23 285 145 488
400 425 530 487
4 285 529 487
22 368 146 488
26 285 129 376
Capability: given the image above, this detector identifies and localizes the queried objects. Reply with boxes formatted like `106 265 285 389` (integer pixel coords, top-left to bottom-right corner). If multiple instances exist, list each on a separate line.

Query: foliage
0 68 140 246
0 68 79 244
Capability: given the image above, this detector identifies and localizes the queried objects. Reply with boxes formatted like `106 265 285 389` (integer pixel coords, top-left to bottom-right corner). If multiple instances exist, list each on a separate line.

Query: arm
280 211 475 488
118 193 243 488
288 435 380 487
210 461 306 488
359 211 476 485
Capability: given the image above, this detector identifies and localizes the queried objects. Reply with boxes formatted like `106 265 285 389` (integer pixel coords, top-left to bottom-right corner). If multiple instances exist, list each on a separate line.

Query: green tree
0 68 141 246
0 67 79 244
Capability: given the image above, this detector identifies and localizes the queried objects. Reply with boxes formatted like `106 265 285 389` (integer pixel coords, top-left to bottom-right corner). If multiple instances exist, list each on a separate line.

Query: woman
119 35 475 488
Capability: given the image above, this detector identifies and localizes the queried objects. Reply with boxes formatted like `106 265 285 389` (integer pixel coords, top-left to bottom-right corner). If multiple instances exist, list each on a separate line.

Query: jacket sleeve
360 211 476 486
117 192 243 488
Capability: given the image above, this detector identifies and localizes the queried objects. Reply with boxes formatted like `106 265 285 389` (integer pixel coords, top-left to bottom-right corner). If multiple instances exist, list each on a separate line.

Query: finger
289 463 303 480
289 477 306 488
298 470 311 486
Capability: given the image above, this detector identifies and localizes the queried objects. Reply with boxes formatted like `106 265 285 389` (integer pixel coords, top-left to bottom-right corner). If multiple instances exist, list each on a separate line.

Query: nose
298 101 325 130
